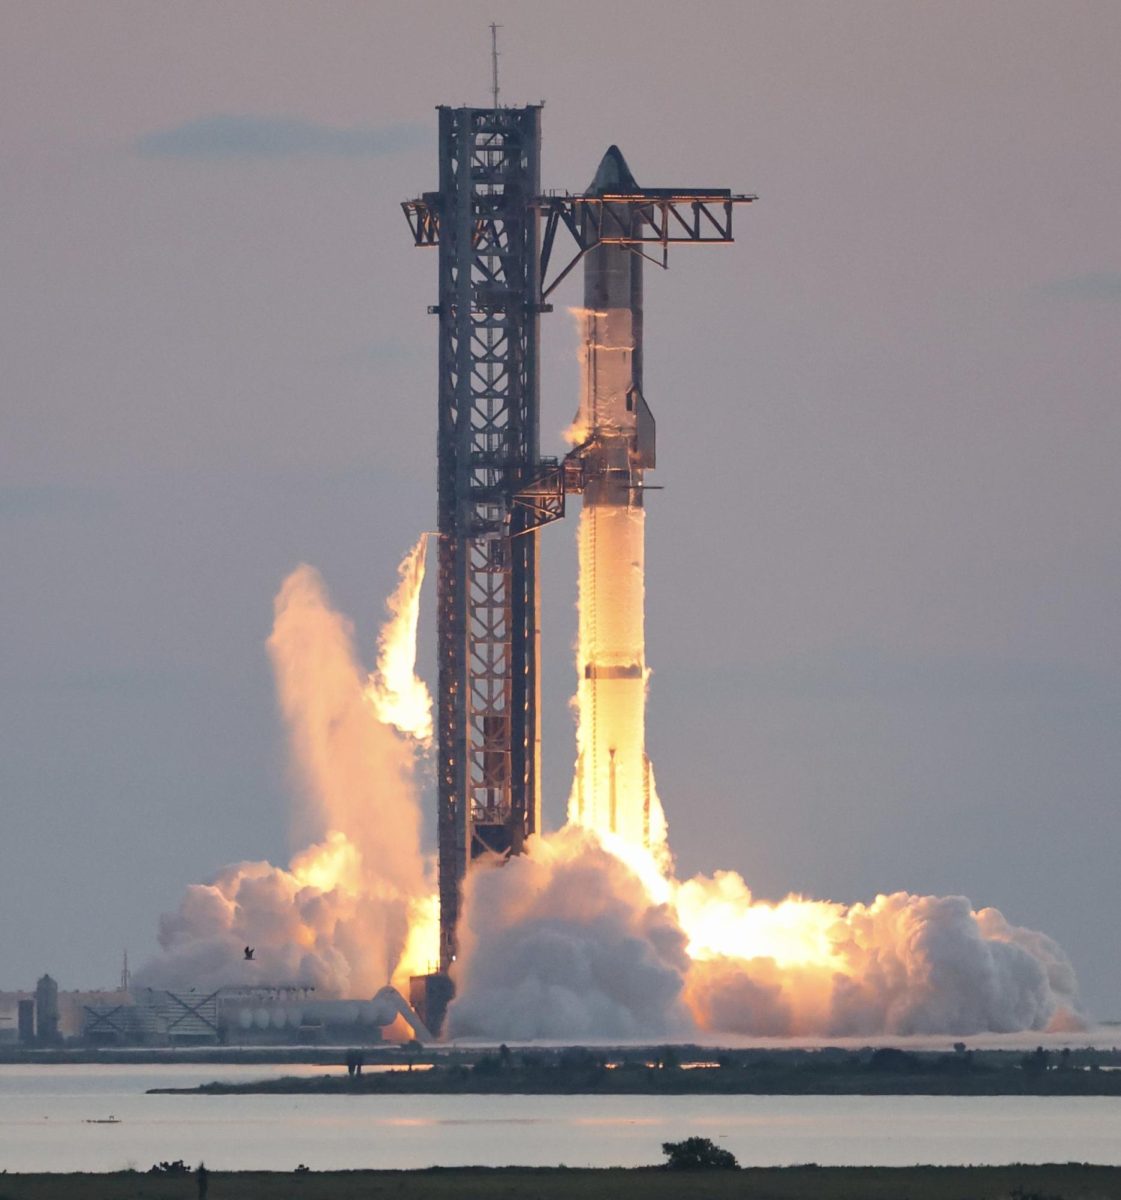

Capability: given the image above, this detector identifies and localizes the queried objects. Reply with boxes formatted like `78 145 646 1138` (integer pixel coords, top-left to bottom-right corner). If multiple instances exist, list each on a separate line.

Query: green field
3 1166 1121 1200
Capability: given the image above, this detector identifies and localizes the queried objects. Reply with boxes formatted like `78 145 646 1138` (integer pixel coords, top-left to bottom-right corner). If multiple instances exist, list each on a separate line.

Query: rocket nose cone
589 145 638 193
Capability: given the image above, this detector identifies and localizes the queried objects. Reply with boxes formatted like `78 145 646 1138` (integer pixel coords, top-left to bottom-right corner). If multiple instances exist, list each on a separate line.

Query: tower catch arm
403 191 758 298
536 190 756 298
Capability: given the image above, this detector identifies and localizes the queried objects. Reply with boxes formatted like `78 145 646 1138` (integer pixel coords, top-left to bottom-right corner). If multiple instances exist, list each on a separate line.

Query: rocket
577 145 656 504
569 147 661 851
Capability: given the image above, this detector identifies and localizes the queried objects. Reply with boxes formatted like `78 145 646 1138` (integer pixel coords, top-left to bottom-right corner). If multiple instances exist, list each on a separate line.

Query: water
1 1063 1119 1172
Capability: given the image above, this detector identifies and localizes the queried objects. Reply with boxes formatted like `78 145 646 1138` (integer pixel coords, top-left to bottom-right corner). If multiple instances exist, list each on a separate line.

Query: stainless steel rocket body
579 148 655 509
570 148 659 848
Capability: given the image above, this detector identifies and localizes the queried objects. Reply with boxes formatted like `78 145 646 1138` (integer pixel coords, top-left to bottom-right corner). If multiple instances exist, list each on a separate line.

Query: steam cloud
141 534 1083 1040
682 885 1081 1037
446 833 1081 1039
138 553 434 997
449 826 692 1039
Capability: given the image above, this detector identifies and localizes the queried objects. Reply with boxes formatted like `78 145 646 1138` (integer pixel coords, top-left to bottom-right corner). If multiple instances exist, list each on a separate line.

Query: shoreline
147 1045 1121 1096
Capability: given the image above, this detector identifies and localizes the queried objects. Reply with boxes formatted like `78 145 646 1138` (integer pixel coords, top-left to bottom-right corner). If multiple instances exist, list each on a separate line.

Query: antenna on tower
490 22 501 109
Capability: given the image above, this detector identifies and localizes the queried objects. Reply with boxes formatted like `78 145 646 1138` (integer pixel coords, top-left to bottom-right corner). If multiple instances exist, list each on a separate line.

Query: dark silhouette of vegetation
150 1042 1121 1098
656 1045 680 1070
147 1159 189 1176
558 1045 605 1072
3 1164 1120 1199
868 1047 922 1073
661 1136 739 1170
1020 1046 1052 1076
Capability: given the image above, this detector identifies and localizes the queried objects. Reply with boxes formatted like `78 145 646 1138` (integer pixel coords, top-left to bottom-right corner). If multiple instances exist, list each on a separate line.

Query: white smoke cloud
268 563 425 900
135 547 1084 1040
446 831 1082 1039
448 826 693 1040
142 845 380 995
684 889 1082 1037
138 557 433 998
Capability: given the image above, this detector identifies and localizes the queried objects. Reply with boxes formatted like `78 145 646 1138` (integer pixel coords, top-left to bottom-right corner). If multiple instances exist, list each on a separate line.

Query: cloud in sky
137 114 427 159
1038 271 1121 302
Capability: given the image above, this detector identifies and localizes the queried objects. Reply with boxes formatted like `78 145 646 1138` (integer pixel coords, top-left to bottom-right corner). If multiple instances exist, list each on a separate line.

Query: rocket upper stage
579 145 655 499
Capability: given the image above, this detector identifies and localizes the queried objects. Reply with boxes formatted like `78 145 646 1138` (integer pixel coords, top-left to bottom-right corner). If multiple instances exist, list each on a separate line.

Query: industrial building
0 978 127 1045
0 981 429 1047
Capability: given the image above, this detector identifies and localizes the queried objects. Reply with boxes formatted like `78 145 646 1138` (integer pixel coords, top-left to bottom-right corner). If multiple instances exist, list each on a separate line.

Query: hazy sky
2 1 1118 1016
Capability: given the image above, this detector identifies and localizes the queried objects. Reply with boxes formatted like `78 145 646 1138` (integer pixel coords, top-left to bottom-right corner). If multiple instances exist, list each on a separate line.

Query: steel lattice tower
406 106 543 972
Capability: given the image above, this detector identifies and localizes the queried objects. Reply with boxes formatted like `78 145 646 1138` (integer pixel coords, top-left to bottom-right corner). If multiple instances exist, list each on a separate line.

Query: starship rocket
570 146 661 851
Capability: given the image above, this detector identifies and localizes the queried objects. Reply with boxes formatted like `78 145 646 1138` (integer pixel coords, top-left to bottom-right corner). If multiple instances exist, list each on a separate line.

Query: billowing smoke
448 825 692 1039
138 527 1083 1037
268 563 426 908
138 547 436 997
682 882 1081 1036
446 832 1081 1038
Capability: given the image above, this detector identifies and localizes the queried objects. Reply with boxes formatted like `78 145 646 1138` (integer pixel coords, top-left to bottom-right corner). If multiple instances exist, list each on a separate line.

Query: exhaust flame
365 534 433 744
568 501 669 858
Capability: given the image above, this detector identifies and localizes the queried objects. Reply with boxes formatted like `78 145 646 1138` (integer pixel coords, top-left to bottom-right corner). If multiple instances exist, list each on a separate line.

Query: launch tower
404 104 754 986
404 106 544 973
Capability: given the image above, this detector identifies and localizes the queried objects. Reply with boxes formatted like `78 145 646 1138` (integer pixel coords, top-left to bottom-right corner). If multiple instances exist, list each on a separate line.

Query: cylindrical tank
35 975 60 1044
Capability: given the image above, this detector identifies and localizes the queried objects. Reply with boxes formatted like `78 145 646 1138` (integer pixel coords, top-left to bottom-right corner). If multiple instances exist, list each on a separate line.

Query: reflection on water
0 1064 1119 1172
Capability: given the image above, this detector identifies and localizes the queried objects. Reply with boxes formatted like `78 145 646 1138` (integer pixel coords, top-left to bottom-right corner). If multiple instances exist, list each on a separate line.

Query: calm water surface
1 1063 1119 1172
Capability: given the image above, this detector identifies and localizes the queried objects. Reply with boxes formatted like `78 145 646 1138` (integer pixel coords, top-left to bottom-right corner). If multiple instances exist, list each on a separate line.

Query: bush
661 1136 739 1170
868 1047 921 1073
148 1159 190 1176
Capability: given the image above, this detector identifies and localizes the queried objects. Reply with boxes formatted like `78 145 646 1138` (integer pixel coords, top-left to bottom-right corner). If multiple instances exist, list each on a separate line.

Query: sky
1 1 1118 1016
